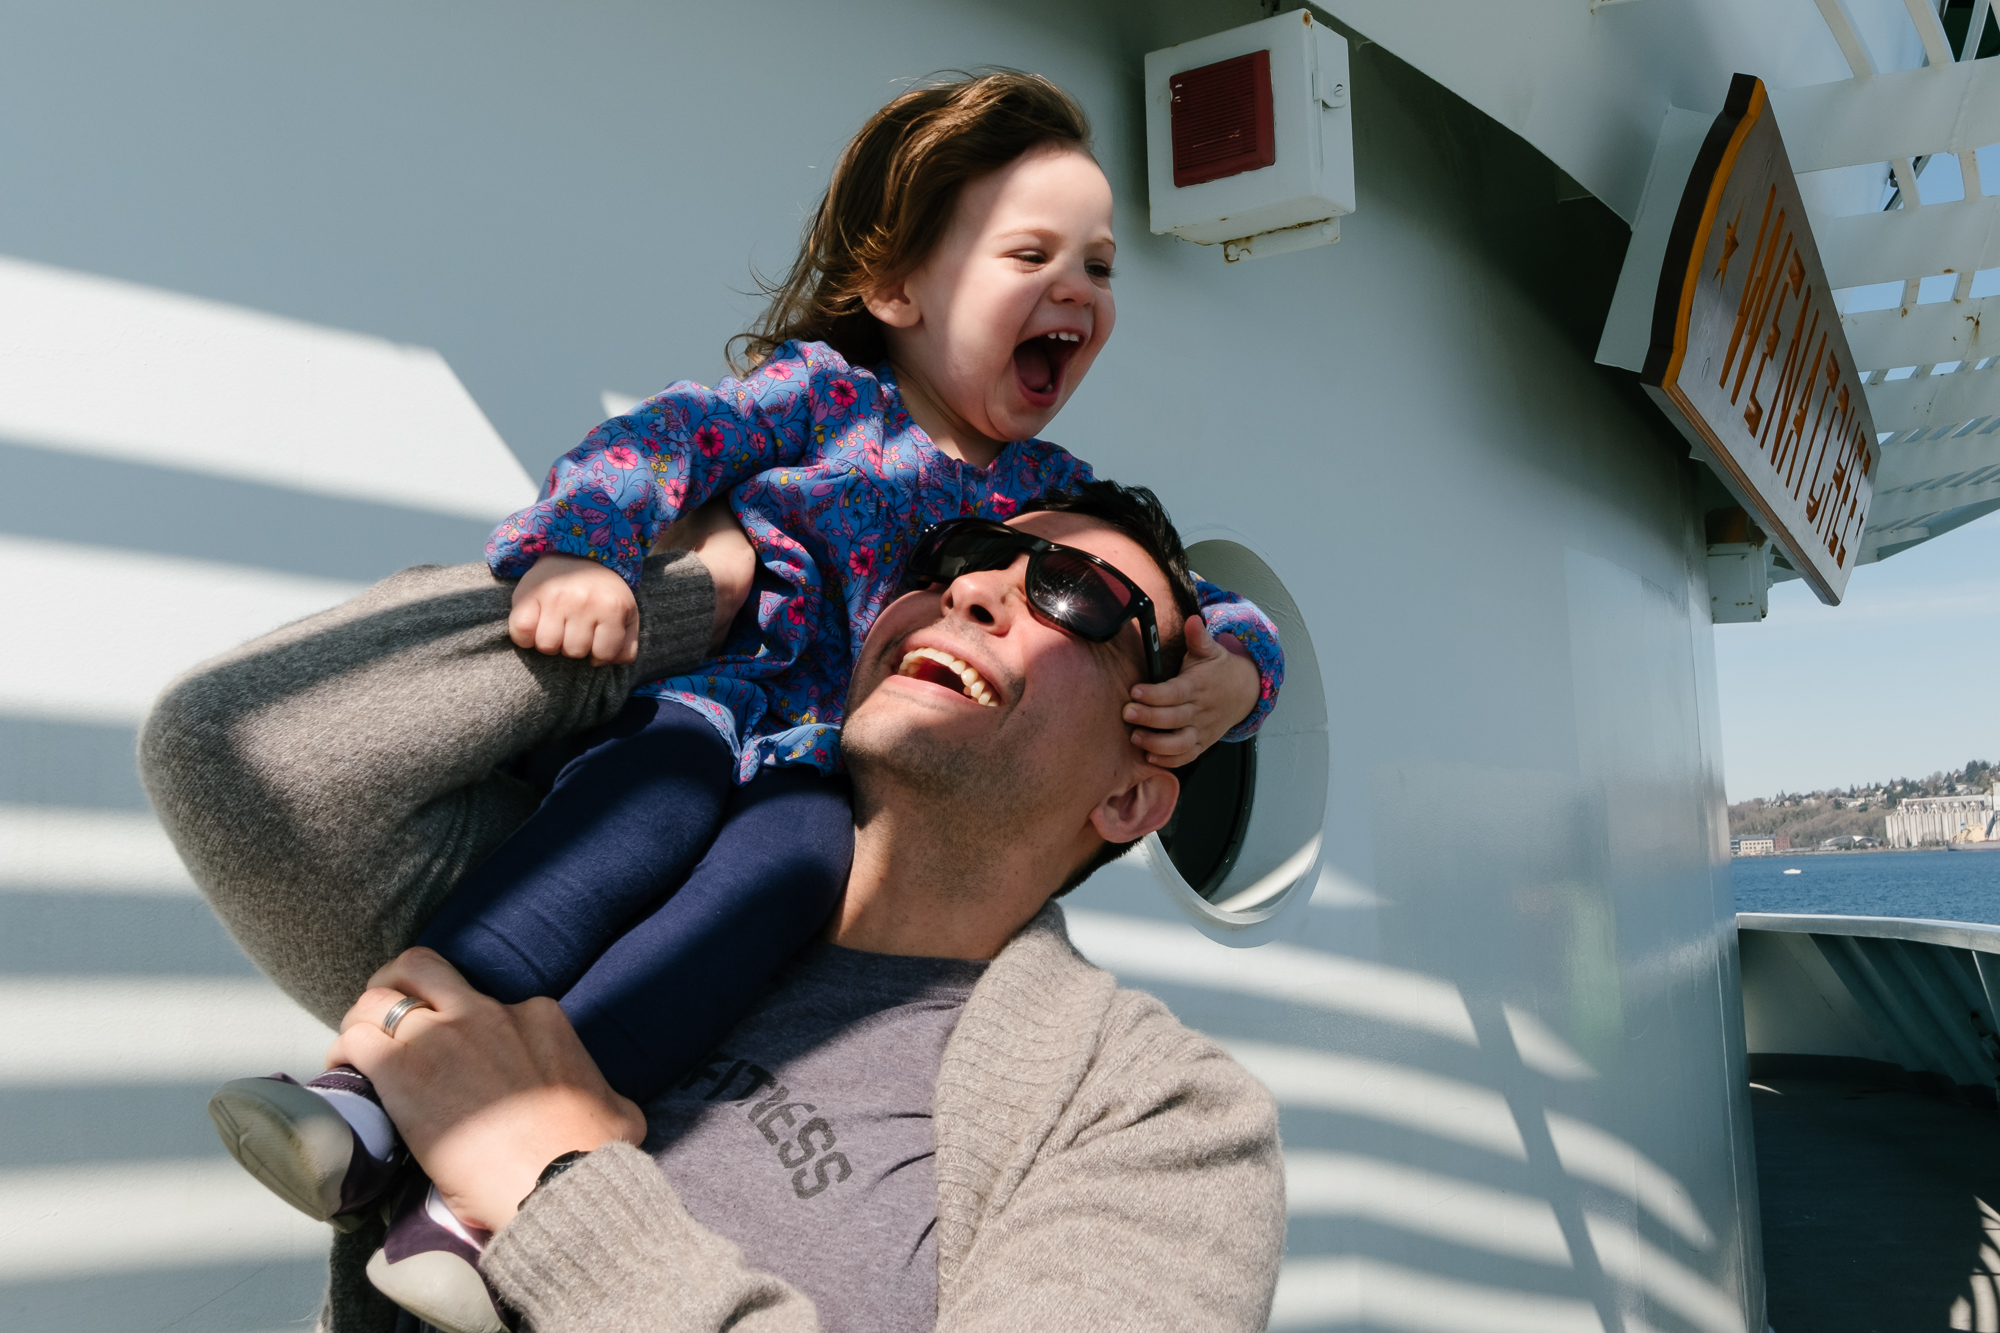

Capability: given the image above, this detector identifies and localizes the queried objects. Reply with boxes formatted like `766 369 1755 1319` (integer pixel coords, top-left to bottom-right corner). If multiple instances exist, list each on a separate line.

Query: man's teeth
898 646 997 706
1045 331 1082 343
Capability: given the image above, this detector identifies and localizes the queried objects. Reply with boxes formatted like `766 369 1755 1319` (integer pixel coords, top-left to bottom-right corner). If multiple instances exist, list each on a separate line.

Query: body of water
1731 848 2000 924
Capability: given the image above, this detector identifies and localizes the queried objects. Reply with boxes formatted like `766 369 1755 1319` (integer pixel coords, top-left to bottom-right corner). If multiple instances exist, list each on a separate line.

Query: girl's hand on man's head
1121 616 1259 769
508 552 641 667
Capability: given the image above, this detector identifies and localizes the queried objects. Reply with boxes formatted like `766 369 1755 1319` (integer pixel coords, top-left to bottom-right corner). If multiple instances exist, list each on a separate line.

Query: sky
1713 510 2000 802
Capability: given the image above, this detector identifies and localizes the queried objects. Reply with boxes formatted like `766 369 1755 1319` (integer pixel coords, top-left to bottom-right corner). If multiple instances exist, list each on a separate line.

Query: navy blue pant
417 697 853 1104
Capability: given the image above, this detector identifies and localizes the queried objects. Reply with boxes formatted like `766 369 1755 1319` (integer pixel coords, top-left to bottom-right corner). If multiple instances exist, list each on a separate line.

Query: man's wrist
518 1149 592 1213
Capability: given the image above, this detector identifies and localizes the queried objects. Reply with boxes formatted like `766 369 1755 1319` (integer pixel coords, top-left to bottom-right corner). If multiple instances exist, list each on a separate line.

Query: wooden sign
1643 73 1875 604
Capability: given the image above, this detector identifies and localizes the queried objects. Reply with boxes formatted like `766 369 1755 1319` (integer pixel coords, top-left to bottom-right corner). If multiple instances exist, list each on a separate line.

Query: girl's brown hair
730 71 1093 373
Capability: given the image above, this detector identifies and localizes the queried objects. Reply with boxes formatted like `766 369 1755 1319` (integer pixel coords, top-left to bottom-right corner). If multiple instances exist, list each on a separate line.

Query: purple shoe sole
366 1175 512 1333
207 1072 404 1230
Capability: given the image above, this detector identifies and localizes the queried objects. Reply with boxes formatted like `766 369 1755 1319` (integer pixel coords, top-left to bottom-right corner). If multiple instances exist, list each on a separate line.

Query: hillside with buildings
1729 761 1996 850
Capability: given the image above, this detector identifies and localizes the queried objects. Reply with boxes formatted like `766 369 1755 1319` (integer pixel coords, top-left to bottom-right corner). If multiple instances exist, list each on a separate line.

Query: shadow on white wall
1068 908 1748 1333
0 256 534 1327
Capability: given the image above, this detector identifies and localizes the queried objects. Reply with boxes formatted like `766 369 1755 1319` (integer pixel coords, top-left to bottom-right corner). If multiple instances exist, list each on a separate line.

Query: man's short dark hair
1020 480 1199 896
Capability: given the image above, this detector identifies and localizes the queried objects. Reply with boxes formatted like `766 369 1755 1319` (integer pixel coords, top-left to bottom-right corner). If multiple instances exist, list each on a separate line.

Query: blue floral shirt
488 341 1283 782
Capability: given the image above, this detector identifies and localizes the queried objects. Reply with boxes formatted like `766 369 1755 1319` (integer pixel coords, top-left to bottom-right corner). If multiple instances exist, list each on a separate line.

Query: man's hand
1122 616 1260 768
655 495 758 655
325 948 645 1234
509 553 641 667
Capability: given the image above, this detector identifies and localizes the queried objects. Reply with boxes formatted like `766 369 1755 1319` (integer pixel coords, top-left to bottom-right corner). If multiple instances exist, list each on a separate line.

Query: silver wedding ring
380 995 433 1038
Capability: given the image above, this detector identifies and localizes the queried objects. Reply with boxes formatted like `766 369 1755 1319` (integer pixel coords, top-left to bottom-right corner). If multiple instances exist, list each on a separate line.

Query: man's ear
1089 766 1179 846
863 276 922 330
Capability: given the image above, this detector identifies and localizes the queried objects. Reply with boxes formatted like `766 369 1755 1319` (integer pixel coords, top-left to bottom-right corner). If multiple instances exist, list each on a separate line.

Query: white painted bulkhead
0 4 1755 1331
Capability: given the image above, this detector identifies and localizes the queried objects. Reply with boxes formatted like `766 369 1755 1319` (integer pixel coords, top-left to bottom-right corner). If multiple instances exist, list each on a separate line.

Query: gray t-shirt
642 943 987 1333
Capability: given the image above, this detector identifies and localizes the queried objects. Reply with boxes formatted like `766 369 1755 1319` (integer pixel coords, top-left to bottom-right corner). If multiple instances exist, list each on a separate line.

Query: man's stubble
843 695 1053 897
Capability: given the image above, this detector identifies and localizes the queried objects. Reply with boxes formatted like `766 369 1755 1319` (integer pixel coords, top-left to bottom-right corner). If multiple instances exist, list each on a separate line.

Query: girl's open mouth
1013 331 1082 408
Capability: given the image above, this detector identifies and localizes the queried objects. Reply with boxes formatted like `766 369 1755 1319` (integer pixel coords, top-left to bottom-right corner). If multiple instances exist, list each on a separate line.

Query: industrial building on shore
1885 791 1999 847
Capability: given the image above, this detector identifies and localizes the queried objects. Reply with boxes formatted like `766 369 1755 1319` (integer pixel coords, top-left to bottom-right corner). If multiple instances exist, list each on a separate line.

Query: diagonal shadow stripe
0 715 148 809
1463 992 1626 1333
0 434 497 583
0 893 257 977
0 1084 237 1169
0 1256 326 1332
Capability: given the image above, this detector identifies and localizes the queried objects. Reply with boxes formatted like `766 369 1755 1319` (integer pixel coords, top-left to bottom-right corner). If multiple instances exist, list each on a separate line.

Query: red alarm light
1169 49 1277 188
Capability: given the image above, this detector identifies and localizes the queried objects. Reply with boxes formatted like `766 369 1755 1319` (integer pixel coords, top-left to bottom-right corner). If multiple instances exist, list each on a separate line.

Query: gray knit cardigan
138 558 1286 1332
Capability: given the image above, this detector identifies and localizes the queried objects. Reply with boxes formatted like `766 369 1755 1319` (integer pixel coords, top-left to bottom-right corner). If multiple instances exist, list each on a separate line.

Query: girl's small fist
509 553 640 667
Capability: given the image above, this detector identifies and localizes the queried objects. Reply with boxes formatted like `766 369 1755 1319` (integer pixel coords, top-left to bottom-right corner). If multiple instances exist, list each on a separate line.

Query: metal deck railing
1739 911 2000 1097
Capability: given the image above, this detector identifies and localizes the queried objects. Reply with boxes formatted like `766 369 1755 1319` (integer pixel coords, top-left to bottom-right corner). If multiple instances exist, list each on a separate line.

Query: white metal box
1707 542 1770 623
1144 10 1354 260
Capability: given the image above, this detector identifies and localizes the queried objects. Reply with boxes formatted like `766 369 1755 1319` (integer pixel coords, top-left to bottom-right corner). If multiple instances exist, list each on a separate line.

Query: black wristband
519 1150 590 1212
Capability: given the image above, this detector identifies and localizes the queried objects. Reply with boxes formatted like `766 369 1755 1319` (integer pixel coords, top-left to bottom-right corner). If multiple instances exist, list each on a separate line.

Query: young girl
209 71 1284 1331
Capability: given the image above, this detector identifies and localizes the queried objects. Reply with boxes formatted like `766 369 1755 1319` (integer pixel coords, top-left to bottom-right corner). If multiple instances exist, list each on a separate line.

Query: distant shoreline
1731 845 1957 859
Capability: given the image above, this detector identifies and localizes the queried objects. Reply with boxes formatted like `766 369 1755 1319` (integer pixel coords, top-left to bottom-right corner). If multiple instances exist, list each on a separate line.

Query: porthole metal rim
1137 829 1323 928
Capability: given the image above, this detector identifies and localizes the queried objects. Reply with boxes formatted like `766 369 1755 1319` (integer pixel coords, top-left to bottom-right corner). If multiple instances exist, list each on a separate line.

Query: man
141 483 1285 1332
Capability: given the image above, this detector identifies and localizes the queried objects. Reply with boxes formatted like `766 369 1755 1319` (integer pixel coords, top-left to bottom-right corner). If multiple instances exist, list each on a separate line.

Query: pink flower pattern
486 341 1282 782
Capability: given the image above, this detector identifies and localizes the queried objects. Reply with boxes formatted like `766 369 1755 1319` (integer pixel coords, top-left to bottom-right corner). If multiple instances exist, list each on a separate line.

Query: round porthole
1157 734 1257 897
1140 535 1328 927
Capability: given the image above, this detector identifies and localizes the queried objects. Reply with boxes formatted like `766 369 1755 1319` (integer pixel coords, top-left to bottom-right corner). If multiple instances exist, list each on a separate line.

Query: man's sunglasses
900 517 1166 684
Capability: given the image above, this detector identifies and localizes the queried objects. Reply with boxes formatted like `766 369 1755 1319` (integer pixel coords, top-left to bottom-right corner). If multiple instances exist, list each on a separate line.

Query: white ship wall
0 3 1754 1331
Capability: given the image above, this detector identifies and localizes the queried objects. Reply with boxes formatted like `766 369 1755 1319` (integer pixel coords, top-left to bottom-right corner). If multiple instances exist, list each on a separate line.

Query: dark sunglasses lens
929 529 1025 582
1033 549 1132 639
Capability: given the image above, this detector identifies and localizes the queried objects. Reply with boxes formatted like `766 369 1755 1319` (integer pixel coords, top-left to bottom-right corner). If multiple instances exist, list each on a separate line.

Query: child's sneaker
207 1067 405 1230
366 1175 512 1333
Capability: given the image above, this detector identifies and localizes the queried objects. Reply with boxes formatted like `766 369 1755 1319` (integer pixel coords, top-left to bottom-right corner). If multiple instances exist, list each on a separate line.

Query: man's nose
939 556 1029 630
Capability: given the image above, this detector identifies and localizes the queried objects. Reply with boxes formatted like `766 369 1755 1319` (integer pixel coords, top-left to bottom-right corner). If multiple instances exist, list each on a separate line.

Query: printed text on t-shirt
679 1051 853 1200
